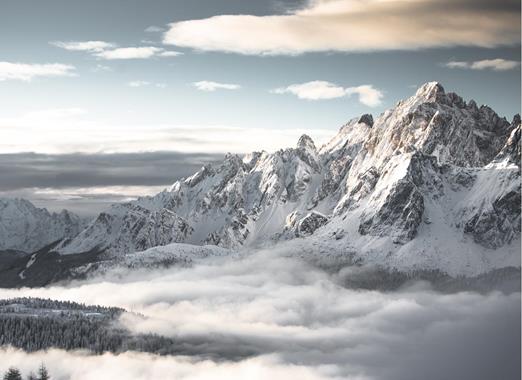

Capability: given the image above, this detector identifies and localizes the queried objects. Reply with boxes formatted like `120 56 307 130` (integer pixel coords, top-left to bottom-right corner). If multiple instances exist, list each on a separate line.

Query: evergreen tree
3 368 22 380
26 373 37 380
37 365 48 380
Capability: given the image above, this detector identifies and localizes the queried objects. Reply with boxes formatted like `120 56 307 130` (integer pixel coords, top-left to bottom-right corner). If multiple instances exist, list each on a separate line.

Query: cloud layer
0 62 76 81
0 109 334 154
445 58 520 71
0 151 223 215
0 248 519 380
273 81 383 106
164 0 520 55
193 81 241 92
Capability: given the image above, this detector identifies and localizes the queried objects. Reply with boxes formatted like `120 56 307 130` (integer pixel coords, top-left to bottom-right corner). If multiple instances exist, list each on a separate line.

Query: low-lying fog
0 249 520 380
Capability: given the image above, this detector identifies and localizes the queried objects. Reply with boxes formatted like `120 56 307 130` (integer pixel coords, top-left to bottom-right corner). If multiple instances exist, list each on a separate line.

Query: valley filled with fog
0 248 519 380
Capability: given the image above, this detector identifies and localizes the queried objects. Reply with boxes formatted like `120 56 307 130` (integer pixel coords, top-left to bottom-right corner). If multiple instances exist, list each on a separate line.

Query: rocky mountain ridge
2 82 520 276
0 198 84 253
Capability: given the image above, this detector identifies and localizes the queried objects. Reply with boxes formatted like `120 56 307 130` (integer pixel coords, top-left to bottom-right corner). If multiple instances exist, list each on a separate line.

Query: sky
0 0 520 214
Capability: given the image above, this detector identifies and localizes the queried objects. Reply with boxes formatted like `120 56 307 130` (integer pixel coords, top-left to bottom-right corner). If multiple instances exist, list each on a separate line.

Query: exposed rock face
297 212 329 237
59 203 193 256
464 189 520 249
359 179 424 243
0 199 84 252
45 82 520 275
488 121 521 167
457 116 521 249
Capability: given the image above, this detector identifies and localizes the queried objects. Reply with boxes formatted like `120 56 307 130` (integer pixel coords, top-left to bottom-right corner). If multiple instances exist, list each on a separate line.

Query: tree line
0 297 186 356
3 363 49 380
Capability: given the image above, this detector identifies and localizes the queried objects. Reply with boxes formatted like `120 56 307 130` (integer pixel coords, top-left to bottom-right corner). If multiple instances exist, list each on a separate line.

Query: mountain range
1 82 520 284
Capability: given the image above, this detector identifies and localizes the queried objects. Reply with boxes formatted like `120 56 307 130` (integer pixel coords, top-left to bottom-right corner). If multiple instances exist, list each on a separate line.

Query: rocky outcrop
297 212 329 237
60 204 192 256
464 189 520 249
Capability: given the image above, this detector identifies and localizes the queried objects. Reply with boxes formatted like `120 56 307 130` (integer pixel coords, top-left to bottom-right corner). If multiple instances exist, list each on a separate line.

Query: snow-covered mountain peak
319 115 373 156
357 114 374 127
296 134 317 153
0 198 84 252
488 122 521 168
24 82 518 276
414 81 446 102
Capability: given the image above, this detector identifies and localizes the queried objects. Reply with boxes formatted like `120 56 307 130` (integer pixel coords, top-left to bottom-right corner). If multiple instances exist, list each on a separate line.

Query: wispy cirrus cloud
157 50 183 57
163 0 520 55
145 25 164 33
272 81 383 106
52 40 182 60
193 80 241 92
95 46 183 60
445 58 520 71
50 40 115 52
127 81 167 88
0 62 76 82
95 46 163 60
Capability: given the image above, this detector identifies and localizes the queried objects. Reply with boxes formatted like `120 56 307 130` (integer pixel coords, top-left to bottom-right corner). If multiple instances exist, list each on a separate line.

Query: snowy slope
0 198 84 253
53 82 521 275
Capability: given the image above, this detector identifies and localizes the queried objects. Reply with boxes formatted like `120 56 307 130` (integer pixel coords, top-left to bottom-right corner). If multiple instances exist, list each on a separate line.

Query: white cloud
445 61 470 69
52 40 182 60
93 47 182 60
50 40 115 52
128 80 151 87
345 85 384 107
273 81 383 106
0 348 332 380
0 111 334 154
445 58 520 71
96 46 163 60
163 0 519 55
273 81 346 100
0 248 518 380
145 25 164 33
0 62 76 82
193 80 241 92
128 81 167 88
158 50 184 57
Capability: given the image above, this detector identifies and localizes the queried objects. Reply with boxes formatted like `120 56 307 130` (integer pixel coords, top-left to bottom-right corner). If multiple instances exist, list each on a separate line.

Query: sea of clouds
0 249 519 380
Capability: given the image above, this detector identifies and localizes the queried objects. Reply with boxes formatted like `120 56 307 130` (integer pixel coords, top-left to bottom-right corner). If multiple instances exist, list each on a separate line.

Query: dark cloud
0 151 223 216
0 151 223 190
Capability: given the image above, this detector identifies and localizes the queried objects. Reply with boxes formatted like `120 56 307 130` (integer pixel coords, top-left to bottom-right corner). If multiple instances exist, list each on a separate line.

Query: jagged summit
358 114 374 127
414 81 445 101
0 198 84 252
296 134 317 152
